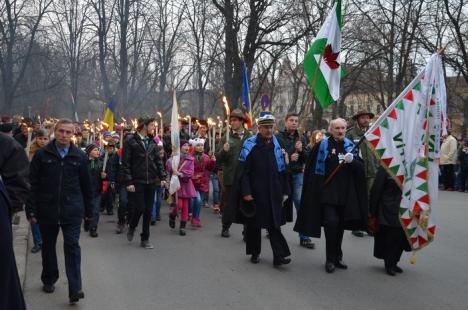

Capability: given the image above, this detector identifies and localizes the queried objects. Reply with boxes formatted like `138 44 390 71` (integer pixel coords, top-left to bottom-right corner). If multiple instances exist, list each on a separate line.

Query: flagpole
302 53 324 131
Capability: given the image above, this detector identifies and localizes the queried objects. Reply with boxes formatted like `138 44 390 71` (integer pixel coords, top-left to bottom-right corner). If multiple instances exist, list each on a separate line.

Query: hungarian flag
303 0 342 108
103 99 115 131
365 54 447 251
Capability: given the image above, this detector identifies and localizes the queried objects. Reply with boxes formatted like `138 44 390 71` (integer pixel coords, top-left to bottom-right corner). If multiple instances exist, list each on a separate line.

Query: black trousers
441 164 454 189
39 223 82 295
245 220 290 258
380 226 406 268
221 185 233 229
323 204 345 263
129 183 156 241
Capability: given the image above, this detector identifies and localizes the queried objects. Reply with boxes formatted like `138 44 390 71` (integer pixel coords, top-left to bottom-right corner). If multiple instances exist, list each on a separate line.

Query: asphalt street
24 191 468 310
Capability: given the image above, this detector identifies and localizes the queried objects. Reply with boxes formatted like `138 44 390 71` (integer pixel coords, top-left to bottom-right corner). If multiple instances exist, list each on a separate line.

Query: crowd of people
0 110 467 308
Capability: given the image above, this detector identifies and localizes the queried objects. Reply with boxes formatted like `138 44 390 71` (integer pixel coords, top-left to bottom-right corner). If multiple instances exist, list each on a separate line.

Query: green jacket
216 129 252 186
346 125 380 191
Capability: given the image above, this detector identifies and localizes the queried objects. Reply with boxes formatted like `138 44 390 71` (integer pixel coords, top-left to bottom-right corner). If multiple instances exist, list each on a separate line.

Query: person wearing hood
166 140 197 236
190 138 216 228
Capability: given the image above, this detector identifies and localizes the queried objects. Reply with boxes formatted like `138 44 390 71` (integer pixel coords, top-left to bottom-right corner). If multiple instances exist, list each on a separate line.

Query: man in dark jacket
26 119 93 304
0 133 30 214
232 113 292 267
0 134 29 310
370 167 411 276
275 113 314 249
216 109 252 237
294 118 368 273
122 117 166 249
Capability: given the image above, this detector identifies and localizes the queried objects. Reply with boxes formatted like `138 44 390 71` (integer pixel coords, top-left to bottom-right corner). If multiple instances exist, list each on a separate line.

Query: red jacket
192 152 215 192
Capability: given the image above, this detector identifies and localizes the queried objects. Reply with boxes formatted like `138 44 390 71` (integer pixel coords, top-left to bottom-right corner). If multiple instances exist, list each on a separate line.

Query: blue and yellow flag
103 99 115 131
241 61 253 128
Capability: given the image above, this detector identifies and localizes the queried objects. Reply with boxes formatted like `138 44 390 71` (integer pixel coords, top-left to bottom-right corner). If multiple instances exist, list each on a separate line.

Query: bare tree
0 0 53 114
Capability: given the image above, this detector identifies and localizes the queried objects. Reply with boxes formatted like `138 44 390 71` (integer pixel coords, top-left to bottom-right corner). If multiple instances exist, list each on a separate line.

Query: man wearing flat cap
231 112 292 267
121 117 166 249
346 110 380 237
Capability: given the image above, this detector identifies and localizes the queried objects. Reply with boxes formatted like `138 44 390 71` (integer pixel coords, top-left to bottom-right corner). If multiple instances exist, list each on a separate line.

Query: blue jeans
39 223 82 295
292 172 309 240
31 223 43 248
151 186 164 221
210 172 220 205
91 195 101 229
191 191 203 219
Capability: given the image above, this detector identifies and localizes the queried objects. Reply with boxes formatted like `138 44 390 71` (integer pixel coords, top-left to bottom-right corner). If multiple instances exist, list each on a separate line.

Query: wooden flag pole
301 53 324 131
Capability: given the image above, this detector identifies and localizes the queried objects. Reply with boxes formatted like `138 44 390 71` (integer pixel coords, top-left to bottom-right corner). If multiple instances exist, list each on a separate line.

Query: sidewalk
12 212 30 288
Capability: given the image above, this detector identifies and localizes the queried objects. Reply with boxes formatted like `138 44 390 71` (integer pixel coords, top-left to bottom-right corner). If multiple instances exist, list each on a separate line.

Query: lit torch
223 96 231 143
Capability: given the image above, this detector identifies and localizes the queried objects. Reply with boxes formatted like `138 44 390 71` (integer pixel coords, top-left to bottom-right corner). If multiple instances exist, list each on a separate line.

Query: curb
12 212 30 288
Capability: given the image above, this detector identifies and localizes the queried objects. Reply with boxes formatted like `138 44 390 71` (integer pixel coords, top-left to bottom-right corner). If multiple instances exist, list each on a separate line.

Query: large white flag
365 54 447 251
169 90 181 195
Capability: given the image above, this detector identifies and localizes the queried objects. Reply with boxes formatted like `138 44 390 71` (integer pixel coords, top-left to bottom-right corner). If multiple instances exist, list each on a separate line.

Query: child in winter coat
166 140 196 235
190 138 216 227
85 144 106 237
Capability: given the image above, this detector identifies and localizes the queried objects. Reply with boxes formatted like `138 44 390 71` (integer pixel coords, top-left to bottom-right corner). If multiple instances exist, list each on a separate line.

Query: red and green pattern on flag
365 54 446 251
303 0 342 108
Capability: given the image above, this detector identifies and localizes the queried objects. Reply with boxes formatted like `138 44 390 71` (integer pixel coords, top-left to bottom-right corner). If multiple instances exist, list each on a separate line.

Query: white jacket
440 135 458 165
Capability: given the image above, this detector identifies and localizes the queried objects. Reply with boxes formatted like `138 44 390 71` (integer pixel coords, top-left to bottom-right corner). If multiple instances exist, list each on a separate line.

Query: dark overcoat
0 180 26 310
370 167 411 258
294 140 368 238
231 137 292 228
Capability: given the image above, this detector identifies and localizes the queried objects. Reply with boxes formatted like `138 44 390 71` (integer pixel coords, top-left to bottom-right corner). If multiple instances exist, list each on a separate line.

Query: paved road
24 191 468 310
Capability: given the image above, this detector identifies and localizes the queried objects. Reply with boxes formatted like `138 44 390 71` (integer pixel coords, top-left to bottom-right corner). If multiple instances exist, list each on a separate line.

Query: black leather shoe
89 229 98 238
273 257 291 267
69 291 85 303
335 260 348 269
150 220 156 226
42 284 55 293
325 262 336 273
386 267 396 276
250 255 260 264
394 265 403 273
221 228 230 238
352 231 364 237
300 239 315 249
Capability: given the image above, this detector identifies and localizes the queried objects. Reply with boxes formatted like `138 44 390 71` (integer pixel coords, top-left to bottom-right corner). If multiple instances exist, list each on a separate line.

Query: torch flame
222 96 230 117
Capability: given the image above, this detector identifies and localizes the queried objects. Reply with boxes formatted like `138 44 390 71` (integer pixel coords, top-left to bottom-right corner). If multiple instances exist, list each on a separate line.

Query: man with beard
295 118 368 273
346 110 380 237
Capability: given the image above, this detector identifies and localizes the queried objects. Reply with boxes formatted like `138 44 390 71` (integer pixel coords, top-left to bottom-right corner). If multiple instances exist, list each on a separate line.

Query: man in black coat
0 133 29 310
26 119 93 304
0 133 30 214
232 113 292 267
122 117 166 249
275 113 314 249
370 167 411 276
294 118 368 273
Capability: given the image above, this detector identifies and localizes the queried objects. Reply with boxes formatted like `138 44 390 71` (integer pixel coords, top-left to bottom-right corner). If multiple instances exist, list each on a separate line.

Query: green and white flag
365 54 447 251
304 0 342 108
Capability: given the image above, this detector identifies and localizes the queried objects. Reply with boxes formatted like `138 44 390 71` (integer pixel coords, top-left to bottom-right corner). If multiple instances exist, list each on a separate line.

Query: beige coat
440 135 458 165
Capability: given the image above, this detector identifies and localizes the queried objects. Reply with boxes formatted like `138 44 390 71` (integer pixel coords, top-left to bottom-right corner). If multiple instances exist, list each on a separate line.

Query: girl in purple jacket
166 140 196 236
